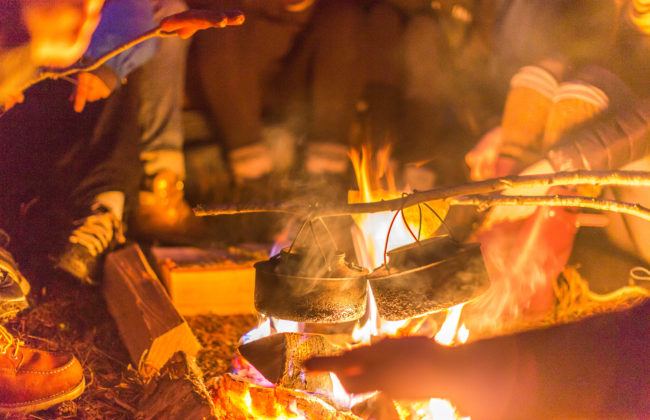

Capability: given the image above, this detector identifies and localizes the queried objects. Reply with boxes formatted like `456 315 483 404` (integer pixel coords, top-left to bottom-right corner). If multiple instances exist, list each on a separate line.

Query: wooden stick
194 170 650 217
450 194 650 222
18 10 245 93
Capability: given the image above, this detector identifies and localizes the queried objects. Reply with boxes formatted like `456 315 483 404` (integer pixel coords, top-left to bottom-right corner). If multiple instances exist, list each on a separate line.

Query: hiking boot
0 325 85 414
0 231 29 322
55 204 125 285
132 170 205 244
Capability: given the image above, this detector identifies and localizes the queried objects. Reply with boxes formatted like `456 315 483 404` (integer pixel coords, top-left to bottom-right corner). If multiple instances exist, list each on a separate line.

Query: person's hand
159 9 245 39
70 72 110 112
483 159 555 227
465 126 503 181
306 337 452 400
22 0 104 68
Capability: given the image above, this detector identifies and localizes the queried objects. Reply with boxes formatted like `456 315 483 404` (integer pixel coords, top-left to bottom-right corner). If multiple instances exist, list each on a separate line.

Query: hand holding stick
0 9 244 116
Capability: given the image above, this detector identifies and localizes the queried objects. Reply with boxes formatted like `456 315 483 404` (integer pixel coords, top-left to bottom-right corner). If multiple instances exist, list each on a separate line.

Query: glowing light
435 303 466 346
348 145 418 269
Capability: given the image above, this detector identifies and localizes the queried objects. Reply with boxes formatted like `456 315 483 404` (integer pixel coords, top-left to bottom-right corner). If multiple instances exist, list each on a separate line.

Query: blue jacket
85 0 158 84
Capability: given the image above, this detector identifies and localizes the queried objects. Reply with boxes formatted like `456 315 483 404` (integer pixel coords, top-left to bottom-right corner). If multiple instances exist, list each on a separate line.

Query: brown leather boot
0 326 85 414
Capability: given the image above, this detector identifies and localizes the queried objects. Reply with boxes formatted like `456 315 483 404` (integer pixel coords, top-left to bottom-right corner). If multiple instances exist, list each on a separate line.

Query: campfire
203 144 650 419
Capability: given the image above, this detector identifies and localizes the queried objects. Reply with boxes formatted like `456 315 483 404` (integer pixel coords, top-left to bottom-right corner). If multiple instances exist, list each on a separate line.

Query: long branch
194 170 650 217
450 195 650 222
20 10 244 93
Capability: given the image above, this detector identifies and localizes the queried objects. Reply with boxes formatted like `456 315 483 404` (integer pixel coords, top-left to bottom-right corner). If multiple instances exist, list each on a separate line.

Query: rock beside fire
238 332 344 397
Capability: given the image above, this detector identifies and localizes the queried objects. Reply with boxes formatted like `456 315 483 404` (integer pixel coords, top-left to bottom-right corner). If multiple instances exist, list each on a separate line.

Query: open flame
349 144 414 270
347 144 470 419
221 143 650 420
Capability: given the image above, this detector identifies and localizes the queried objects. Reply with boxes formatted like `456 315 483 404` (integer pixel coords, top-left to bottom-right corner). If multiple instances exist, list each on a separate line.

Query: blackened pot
369 236 490 320
254 250 367 323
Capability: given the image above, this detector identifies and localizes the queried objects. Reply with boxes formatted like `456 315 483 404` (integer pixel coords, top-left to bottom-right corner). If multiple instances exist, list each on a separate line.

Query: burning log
103 244 201 375
194 170 650 219
351 393 400 420
238 332 344 396
137 352 217 420
209 373 362 420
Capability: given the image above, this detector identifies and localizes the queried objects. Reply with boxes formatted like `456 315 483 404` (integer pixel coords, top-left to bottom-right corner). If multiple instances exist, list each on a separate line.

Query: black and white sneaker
0 231 30 322
55 205 125 285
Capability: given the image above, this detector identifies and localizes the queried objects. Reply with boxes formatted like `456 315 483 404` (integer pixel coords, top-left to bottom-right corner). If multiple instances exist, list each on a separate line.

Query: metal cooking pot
254 248 368 323
369 236 490 320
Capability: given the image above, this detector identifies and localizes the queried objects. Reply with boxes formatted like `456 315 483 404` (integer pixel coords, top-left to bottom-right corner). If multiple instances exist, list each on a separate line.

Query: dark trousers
0 80 140 253
191 0 372 151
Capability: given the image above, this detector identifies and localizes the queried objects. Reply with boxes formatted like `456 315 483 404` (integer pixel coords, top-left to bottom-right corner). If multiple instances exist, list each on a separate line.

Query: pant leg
0 80 140 241
192 2 313 152
308 0 365 145
137 0 190 179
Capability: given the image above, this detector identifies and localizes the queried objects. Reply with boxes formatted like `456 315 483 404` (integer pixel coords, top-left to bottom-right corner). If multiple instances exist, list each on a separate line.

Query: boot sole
0 377 85 414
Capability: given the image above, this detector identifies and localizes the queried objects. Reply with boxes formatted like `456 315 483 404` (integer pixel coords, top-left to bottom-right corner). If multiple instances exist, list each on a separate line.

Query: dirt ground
2 264 256 420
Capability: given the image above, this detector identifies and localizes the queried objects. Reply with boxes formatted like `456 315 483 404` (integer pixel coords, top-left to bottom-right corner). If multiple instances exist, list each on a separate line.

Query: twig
450 194 650 222
194 170 650 217
13 10 244 97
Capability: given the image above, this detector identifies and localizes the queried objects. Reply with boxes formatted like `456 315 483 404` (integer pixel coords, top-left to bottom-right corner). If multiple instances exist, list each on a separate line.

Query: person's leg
54 83 141 284
137 0 189 181
305 0 365 179
192 1 313 201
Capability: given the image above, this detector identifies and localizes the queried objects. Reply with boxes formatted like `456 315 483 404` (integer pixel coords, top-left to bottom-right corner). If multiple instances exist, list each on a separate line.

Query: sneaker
132 170 205 244
55 204 125 285
0 231 29 322
0 325 85 414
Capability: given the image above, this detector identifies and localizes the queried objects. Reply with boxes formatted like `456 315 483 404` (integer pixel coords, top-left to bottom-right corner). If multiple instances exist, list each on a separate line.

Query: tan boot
0 326 85 414
133 170 205 243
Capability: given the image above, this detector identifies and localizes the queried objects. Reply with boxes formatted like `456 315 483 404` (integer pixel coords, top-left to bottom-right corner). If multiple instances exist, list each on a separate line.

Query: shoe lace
68 205 125 257
0 254 18 289
0 324 23 359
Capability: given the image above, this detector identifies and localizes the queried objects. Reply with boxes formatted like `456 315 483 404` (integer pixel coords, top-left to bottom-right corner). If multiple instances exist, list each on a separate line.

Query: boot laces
0 325 23 359
0 257 18 288
69 205 125 257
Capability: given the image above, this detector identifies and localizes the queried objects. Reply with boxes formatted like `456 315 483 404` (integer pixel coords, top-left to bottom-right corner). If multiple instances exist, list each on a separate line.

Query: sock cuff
553 82 609 110
305 142 349 174
229 142 273 181
510 66 559 99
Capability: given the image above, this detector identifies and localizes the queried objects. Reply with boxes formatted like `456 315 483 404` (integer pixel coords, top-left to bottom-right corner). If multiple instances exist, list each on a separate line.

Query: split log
238 333 344 396
209 373 361 420
103 244 201 375
137 352 216 420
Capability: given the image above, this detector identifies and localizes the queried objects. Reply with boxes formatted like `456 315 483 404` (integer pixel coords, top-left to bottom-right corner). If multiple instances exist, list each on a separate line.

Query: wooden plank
103 244 201 375
150 246 268 315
